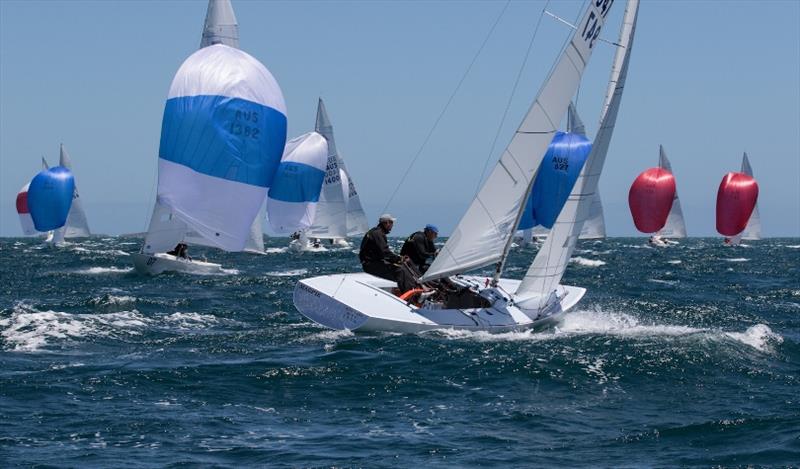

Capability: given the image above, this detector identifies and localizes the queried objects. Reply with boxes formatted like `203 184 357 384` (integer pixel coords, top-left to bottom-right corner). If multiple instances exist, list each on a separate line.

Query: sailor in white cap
358 214 416 292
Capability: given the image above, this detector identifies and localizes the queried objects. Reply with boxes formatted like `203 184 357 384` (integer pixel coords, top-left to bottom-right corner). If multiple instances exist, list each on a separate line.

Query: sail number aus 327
582 0 614 49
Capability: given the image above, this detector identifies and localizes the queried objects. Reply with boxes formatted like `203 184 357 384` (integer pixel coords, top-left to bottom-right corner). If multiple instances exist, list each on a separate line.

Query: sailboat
17 164 75 241
290 99 369 251
717 154 760 246
650 145 686 244
515 103 606 246
51 144 91 242
132 1 287 275
293 0 637 332
629 145 685 246
739 153 761 241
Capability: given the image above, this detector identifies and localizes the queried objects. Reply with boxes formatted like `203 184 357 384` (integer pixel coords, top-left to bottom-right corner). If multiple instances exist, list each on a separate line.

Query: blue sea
1 236 798 467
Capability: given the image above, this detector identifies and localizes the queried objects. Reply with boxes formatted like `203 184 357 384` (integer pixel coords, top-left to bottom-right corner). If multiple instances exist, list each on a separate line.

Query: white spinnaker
339 159 370 236
307 99 347 239
56 144 91 238
517 0 639 299
422 1 616 282
740 152 762 240
200 0 239 49
655 145 687 238
580 190 606 239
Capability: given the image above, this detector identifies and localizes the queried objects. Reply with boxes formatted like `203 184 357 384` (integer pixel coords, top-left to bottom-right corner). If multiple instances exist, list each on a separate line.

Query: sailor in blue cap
401 224 439 274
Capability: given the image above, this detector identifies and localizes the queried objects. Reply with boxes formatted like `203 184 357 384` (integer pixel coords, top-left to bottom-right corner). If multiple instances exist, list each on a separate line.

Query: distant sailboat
294 0 635 332
717 154 759 246
653 145 686 242
132 1 287 275
17 164 75 242
290 99 369 251
628 145 684 246
54 144 91 240
739 152 762 240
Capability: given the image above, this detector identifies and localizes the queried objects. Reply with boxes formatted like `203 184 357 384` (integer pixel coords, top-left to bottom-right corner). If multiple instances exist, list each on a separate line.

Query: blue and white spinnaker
156 44 287 252
267 132 328 233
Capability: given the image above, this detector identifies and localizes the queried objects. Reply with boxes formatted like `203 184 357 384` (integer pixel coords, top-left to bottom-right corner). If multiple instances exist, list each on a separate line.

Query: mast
421 0 617 283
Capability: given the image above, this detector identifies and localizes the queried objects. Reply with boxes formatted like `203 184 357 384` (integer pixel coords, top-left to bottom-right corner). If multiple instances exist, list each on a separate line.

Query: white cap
379 213 396 222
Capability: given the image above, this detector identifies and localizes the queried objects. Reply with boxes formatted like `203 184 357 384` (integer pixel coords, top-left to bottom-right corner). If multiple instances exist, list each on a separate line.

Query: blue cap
425 224 439 234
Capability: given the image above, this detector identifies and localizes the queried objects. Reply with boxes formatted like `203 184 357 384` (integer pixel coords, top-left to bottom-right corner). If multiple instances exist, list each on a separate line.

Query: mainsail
200 0 239 49
56 144 91 238
739 152 762 240
655 145 687 238
516 0 639 300
306 99 348 239
423 1 617 282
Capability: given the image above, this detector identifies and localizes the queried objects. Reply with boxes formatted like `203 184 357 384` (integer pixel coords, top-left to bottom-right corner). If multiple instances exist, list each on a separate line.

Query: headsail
306 99 348 239
655 145 687 238
340 160 370 236
516 0 639 300
56 144 91 238
422 1 617 282
200 0 239 49
580 190 606 239
739 152 762 240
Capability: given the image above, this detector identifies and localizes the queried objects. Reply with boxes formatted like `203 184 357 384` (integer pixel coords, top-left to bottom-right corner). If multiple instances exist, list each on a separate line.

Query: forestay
307 99 348 239
740 152 762 240
423 0 617 282
517 0 638 300
656 145 687 238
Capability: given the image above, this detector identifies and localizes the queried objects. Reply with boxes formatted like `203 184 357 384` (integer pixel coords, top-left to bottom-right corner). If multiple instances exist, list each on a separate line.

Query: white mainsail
55 144 91 238
306 99 348 240
516 0 639 300
655 145 687 238
340 160 370 236
423 1 616 282
740 152 762 240
200 0 239 49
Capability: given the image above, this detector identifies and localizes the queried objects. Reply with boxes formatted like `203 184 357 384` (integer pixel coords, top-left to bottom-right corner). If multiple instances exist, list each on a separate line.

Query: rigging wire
472 0 551 198
380 0 511 215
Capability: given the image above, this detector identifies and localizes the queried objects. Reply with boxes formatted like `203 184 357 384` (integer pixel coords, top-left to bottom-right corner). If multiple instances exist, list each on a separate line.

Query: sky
1 0 798 238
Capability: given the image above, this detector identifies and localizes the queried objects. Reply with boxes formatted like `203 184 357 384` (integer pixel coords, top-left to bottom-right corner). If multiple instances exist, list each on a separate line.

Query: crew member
359 214 416 292
167 243 191 260
400 224 438 273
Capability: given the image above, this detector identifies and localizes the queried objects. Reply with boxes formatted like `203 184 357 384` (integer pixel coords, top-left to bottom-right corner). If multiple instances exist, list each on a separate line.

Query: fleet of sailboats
9 0 778 335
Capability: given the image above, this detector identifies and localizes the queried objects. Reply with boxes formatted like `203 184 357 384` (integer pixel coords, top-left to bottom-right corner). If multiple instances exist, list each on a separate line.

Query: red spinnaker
628 168 676 233
716 172 758 236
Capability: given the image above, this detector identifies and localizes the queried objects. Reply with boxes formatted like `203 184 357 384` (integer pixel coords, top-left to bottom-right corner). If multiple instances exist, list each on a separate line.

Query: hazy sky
1 0 798 238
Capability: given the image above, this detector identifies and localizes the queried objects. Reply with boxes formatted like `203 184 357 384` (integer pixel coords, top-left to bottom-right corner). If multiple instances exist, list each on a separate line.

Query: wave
432 309 783 353
570 257 606 267
73 266 134 275
0 303 148 352
265 269 308 277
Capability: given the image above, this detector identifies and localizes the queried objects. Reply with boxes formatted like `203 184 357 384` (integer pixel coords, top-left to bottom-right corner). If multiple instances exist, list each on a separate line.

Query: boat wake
431 309 783 353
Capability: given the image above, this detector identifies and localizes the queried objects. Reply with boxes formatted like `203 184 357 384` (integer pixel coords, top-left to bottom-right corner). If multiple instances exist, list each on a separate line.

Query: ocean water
1 236 798 467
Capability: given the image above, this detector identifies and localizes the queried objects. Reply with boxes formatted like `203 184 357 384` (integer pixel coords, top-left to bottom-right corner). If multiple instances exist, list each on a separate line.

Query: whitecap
724 258 750 263
73 266 133 275
570 257 606 267
725 324 783 353
786 245 800 249
648 279 678 286
667 260 682 265
264 247 288 254
265 269 308 277
0 303 149 352
163 312 221 329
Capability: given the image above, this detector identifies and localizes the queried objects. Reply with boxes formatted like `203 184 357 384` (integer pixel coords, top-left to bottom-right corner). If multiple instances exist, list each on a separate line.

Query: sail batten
516 0 639 299
422 1 616 282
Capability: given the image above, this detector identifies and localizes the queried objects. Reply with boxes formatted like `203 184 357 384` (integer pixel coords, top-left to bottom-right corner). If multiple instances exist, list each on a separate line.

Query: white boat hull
293 273 585 333
132 252 224 275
